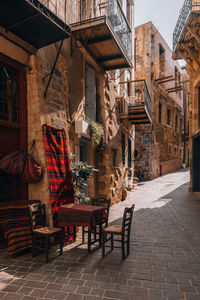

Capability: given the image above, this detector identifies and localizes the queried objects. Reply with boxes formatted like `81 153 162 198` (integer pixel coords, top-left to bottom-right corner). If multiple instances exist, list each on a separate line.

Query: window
169 145 172 155
180 119 183 133
121 131 126 167
158 102 162 123
167 109 171 126
199 87 200 128
111 149 117 167
128 138 132 168
175 114 178 131
159 44 165 76
0 65 19 123
85 65 96 121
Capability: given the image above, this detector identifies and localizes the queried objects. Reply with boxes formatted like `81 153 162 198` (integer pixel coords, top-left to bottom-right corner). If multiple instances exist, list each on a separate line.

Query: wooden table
57 203 107 252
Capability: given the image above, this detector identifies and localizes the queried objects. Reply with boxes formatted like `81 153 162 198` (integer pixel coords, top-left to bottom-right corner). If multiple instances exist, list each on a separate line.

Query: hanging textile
42 124 74 226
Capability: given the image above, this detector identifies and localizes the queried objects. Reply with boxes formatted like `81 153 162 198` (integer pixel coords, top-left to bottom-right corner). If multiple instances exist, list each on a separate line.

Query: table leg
88 229 91 253
99 224 102 248
73 226 76 241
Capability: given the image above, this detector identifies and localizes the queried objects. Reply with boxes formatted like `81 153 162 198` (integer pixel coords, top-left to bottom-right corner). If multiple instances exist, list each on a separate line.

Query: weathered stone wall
135 22 184 180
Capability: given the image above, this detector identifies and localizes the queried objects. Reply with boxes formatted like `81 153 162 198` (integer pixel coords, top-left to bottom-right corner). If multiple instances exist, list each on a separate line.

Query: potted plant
71 159 98 204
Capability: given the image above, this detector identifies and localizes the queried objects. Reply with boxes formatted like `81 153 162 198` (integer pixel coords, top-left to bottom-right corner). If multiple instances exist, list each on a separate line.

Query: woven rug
42 124 74 227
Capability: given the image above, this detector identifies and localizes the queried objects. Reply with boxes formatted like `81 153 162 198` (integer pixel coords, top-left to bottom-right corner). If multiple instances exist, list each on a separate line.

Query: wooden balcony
71 0 132 70
128 80 152 125
117 80 152 125
173 0 200 60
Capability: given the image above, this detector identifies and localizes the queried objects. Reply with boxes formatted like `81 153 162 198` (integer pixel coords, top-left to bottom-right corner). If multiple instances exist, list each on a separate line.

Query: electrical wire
107 69 125 81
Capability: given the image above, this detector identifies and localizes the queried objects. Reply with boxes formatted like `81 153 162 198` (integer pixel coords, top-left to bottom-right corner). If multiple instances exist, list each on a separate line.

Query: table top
57 202 107 229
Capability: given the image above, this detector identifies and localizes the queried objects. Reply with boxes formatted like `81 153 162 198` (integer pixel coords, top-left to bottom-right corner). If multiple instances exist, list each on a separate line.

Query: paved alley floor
1 169 200 300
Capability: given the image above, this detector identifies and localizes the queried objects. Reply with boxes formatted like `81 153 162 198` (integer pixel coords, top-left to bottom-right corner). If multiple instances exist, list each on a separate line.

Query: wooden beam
186 25 200 47
167 85 183 91
168 88 183 94
98 54 123 62
157 77 176 84
185 44 200 69
87 36 113 45
155 75 173 82
76 40 102 72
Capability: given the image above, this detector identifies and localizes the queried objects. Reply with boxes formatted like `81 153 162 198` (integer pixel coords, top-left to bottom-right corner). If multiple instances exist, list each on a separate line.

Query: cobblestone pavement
1 169 200 300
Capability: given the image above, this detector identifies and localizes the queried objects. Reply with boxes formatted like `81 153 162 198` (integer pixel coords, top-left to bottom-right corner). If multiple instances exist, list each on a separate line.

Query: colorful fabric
42 124 74 226
0 151 26 176
0 205 32 255
58 203 107 230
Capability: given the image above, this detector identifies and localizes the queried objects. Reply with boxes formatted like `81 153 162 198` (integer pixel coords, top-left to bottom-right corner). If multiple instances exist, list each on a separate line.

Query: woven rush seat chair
82 197 110 247
28 202 64 263
102 205 135 259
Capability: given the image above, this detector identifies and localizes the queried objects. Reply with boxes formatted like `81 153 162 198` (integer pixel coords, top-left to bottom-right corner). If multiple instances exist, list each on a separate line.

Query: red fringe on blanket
42 124 75 233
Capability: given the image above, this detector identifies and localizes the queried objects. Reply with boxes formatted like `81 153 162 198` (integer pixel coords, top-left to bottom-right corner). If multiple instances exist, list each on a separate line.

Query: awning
0 0 71 49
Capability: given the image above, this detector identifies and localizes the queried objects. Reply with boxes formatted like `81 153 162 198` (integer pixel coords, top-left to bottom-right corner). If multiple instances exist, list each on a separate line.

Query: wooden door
0 54 27 202
193 134 200 191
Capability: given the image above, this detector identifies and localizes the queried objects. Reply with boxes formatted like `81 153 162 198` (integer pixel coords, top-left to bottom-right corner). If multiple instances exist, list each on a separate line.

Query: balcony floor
71 16 132 70
128 104 152 124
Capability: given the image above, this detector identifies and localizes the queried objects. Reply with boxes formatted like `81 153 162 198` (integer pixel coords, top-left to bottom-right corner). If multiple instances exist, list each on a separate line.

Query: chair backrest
122 204 135 234
28 202 46 232
92 197 111 217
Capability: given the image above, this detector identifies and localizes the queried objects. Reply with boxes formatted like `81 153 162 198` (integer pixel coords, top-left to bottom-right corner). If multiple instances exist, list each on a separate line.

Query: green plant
86 119 105 150
71 159 98 204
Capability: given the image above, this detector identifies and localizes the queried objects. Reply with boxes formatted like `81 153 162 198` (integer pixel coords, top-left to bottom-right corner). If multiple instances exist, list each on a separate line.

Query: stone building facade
173 0 200 192
0 0 135 225
134 22 184 180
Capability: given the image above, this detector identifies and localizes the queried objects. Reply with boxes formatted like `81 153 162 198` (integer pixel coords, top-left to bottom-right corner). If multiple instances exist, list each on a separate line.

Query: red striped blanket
0 200 40 255
42 124 74 226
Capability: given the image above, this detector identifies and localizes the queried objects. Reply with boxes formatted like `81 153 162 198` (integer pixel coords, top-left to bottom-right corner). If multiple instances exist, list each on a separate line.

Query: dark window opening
159 44 165 76
167 109 171 126
198 87 200 128
111 149 117 167
134 149 138 159
0 65 19 123
121 131 126 167
128 138 132 168
158 102 162 123
175 114 178 131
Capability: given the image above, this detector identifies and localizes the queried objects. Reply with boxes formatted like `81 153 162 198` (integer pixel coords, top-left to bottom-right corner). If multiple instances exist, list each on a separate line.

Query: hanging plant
86 119 105 150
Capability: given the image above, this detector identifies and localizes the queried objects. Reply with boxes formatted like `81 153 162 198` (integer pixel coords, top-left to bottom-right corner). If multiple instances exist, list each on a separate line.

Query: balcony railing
129 80 152 118
173 0 200 50
77 0 132 60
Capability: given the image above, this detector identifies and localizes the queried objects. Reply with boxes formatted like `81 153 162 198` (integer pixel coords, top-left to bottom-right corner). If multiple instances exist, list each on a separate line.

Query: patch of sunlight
0 270 19 290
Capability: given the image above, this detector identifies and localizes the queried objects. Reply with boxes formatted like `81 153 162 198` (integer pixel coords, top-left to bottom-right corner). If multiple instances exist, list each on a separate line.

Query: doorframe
0 53 28 201
192 133 200 191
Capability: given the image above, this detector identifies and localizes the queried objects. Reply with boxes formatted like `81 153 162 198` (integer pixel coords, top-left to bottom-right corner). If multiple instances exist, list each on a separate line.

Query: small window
159 103 162 123
111 149 117 167
128 138 132 168
121 131 126 167
174 147 177 156
175 114 178 131
169 145 172 155
167 109 171 126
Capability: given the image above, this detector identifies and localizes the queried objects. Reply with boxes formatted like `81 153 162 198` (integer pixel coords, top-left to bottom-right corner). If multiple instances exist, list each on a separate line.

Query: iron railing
173 0 200 50
128 80 152 119
78 0 132 60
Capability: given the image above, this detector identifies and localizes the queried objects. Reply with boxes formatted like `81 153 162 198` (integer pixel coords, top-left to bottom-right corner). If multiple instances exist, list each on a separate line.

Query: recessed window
167 109 171 126
158 102 162 123
111 149 117 167
175 114 178 131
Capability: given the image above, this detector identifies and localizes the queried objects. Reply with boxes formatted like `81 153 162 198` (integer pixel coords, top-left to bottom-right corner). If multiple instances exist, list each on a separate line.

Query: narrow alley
1 169 200 300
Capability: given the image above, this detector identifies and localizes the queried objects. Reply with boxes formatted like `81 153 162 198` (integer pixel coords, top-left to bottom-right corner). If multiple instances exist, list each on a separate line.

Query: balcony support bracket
186 25 200 47
43 39 63 97
185 44 200 69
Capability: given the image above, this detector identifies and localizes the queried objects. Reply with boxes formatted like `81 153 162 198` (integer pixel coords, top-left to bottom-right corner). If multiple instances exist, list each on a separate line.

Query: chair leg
102 232 106 257
122 237 125 260
73 226 76 241
99 224 102 248
82 226 85 244
111 234 113 251
127 233 130 256
60 230 64 256
45 236 49 263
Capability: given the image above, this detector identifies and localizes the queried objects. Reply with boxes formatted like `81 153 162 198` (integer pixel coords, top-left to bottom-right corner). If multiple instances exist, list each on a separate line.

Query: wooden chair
28 203 64 263
82 197 111 248
102 204 135 259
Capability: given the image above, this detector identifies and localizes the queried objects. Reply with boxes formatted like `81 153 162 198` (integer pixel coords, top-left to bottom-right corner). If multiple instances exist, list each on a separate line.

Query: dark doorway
193 133 200 191
0 54 27 202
